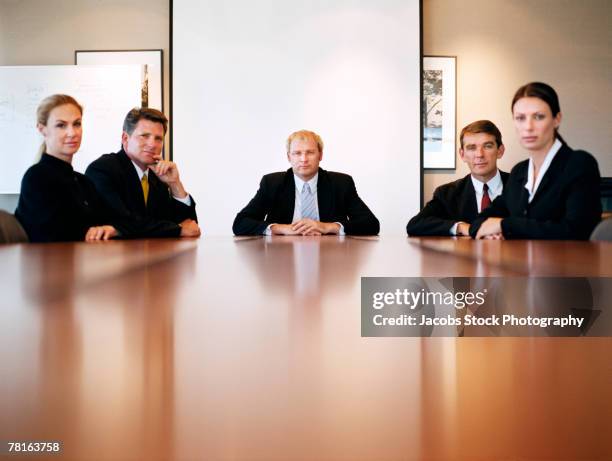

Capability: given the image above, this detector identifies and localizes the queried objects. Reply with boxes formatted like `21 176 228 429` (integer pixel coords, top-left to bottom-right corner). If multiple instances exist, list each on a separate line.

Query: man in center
232 130 379 236
406 120 509 236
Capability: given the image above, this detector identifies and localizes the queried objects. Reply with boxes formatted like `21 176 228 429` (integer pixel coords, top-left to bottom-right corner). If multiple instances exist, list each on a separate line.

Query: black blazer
232 168 379 236
406 171 509 236
470 144 601 240
15 154 128 242
85 149 197 238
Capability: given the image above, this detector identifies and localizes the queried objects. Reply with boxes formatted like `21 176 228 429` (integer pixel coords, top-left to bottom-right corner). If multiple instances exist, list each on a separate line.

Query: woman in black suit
470 82 601 240
15 94 126 242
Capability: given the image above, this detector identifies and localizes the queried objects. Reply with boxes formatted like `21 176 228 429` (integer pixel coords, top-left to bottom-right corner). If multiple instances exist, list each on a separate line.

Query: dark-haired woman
470 82 601 240
15 94 128 242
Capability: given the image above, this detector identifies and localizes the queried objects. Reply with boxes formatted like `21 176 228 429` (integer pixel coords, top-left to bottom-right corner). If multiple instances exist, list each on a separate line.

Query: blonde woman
15 94 126 242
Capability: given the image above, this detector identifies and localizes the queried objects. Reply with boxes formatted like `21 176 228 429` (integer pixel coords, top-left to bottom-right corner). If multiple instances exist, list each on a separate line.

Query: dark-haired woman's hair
511 82 566 145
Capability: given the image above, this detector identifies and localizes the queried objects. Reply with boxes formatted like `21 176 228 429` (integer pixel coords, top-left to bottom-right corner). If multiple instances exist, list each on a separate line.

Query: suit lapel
316 168 333 221
514 162 530 209
147 171 167 212
276 170 296 223
529 144 569 205
118 150 147 212
500 171 510 186
457 175 478 220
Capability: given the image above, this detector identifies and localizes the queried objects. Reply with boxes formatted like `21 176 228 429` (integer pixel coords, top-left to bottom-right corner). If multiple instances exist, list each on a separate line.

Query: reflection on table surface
410 236 612 276
1 236 610 460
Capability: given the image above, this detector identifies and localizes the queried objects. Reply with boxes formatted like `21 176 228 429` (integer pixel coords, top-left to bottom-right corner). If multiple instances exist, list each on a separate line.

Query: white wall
173 0 422 235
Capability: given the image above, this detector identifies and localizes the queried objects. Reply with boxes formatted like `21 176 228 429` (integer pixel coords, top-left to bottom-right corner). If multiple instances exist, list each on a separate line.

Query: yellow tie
141 174 149 205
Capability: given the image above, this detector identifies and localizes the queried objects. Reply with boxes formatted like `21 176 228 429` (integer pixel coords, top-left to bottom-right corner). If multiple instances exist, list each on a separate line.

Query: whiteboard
0 65 141 193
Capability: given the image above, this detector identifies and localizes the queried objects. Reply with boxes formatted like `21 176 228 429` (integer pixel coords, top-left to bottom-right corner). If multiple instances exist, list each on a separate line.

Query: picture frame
423 56 456 169
75 49 163 111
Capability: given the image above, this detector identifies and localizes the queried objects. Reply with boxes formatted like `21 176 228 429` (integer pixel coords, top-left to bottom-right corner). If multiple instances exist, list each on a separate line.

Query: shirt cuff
264 224 274 236
335 222 345 236
173 194 192 206
450 222 459 235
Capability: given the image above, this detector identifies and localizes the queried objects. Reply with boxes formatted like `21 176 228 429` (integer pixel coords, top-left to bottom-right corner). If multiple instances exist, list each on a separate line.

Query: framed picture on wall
75 49 163 111
423 56 456 169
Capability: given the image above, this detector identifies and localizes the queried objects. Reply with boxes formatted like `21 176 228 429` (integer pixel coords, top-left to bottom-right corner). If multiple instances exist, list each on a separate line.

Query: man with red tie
407 120 509 236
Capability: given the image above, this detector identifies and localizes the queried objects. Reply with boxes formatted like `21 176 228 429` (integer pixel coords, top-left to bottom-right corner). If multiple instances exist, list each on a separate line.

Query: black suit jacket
470 145 601 240
406 171 509 236
232 168 379 235
85 149 197 238
15 154 129 242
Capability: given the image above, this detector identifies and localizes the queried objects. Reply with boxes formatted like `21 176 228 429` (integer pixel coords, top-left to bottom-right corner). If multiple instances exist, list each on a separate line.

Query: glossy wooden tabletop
1 236 611 461
409 236 612 276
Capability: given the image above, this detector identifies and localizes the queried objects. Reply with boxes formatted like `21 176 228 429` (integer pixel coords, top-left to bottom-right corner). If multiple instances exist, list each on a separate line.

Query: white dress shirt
450 169 504 235
471 169 504 213
265 172 345 235
292 173 320 222
524 138 562 203
131 161 192 206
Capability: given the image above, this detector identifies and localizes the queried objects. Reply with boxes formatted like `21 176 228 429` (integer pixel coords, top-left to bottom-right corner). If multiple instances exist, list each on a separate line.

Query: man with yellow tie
86 108 200 238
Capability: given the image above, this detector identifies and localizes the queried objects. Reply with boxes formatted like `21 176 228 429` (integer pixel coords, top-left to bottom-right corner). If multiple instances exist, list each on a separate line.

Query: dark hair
459 120 503 149
123 107 168 135
511 82 566 145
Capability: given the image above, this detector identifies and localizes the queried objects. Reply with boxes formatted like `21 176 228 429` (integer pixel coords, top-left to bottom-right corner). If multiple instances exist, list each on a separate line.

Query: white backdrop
173 0 421 235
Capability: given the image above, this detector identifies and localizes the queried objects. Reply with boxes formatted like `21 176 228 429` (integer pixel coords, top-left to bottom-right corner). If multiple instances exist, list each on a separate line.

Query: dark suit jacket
15 154 129 242
232 168 379 236
470 145 601 240
406 171 509 236
85 149 197 238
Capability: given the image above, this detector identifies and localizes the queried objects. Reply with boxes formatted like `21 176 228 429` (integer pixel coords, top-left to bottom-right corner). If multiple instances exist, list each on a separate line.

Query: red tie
481 183 491 211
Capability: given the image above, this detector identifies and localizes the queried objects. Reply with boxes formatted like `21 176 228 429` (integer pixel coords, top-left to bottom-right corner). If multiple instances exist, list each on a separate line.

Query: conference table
1 236 611 460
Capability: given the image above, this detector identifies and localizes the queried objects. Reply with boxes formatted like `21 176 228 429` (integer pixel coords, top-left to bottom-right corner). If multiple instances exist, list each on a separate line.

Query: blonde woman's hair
36 94 83 156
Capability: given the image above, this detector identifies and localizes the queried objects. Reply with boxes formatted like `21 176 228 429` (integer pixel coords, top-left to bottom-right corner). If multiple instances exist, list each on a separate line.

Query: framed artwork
423 56 456 169
75 49 163 111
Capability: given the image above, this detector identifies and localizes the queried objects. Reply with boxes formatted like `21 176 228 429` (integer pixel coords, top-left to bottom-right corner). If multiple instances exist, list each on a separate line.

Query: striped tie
301 183 318 220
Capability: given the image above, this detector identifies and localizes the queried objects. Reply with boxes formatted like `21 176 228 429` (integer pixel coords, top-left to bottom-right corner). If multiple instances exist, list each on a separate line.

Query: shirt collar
470 169 502 195
525 138 562 195
131 161 148 180
294 172 319 193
